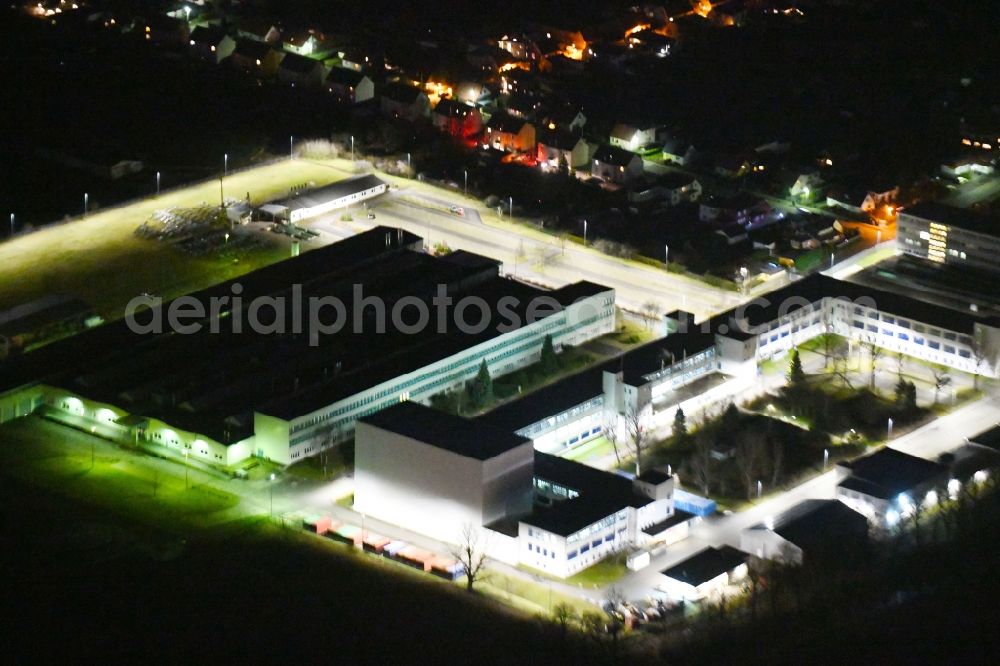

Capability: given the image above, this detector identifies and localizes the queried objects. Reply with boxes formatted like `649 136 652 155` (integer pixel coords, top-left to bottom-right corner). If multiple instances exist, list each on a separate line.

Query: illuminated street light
756 479 762 499
9 213 13 238
823 448 829 469
83 192 89 217
156 171 161 196
350 135 355 162
463 168 467 195
269 473 276 517
583 219 588 246
223 153 228 177
664 244 669 265
290 135 294 160
887 417 894 439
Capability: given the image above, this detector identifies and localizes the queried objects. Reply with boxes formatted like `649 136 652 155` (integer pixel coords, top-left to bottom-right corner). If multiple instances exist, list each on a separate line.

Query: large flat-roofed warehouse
265 174 388 223
0 227 615 466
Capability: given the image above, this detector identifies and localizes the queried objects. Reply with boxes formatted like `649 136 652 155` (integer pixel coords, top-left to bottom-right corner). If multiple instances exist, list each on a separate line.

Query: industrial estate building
267 174 388 223
897 201 1000 274
354 401 692 578
0 226 615 467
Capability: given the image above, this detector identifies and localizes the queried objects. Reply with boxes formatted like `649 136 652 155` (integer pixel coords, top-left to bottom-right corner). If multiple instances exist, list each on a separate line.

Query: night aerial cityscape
4 0 1000 663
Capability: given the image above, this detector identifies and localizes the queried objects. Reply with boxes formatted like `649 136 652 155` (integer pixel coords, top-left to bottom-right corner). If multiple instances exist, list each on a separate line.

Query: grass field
0 159 355 315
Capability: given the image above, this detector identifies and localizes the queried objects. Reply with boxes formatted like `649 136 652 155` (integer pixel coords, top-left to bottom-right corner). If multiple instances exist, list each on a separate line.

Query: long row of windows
288 311 613 448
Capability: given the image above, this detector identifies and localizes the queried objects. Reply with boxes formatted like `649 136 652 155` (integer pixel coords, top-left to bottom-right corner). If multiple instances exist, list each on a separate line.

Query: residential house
505 93 540 120
536 129 590 171
826 184 899 215
283 30 324 56
941 156 995 179
610 122 658 153
713 153 752 179
715 222 748 246
740 499 868 565
836 448 949 526
659 173 701 205
380 83 431 122
543 106 587 133
277 53 328 88
699 193 770 226
660 135 696 166
592 145 644 184
497 34 541 62
230 39 284 78
237 18 281 44
141 14 189 46
432 99 483 139
790 171 824 201
325 67 374 104
483 114 536 153
188 25 236 64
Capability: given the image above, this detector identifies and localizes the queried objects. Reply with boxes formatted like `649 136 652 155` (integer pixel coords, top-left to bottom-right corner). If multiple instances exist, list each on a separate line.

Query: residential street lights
463 169 467 195
350 135 355 162
83 192 89 217
156 171 161 196
583 219 588 246
508 196 513 220
9 213 13 238
290 135 294 160
223 153 228 178
664 244 669 265
887 417 894 439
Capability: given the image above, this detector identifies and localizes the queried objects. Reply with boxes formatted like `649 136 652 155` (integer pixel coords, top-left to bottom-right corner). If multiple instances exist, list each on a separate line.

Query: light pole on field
290 135 294 160
224 153 228 178
463 169 468 195
407 152 411 174
269 473 276 517
583 219 588 246
665 244 669 265
9 213 13 238
756 479 762 499
887 417 894 439
83 192 89 217
156 171 161 196
508 196 513 220
823 448 829 470
350 135 355 162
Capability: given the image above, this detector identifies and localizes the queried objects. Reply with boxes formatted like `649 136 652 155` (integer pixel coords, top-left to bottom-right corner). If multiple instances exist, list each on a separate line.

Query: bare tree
931 367 952 404
969 329 997 391
735 432 768 499
624 405 650 476
551 603 578 642
689 433 714 496
602 417 622 465
640 300 661 330
451 524 489 592
861 339 884 390
831 339 853 388
895 351 906 380
770 440 784 488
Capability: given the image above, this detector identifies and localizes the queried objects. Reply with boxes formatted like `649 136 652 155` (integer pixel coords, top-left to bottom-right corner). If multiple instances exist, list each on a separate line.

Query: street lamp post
290 135 294 160
463 169 467 195
350 135 355 162
407 152 411 174
269 473 276 517
156 171 161 197
83 192 89 218
9 213 13 238
583 219 588 246
665 244 669 266
756 479 762 499
823 448 829 470
887 417 894 439
224 153 228 178
508 196 513 220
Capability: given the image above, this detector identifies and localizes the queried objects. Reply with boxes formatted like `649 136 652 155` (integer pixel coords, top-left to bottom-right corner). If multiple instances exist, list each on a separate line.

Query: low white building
268 175 388 223
659 546 748 601
836 448 949 527
740 499 868 564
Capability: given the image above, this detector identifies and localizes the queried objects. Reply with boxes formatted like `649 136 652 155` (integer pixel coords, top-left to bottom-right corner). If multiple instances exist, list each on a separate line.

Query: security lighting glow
974 470 988 484
886 509 900 527
924 490 938 507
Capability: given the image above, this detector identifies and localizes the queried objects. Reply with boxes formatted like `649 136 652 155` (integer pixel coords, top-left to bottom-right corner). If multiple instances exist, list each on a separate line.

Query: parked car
449 205 465 216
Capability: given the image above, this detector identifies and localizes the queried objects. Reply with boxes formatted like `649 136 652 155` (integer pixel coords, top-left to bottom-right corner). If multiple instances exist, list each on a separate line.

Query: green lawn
0 159 354 315
563 436 615 464
565 555 629 587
